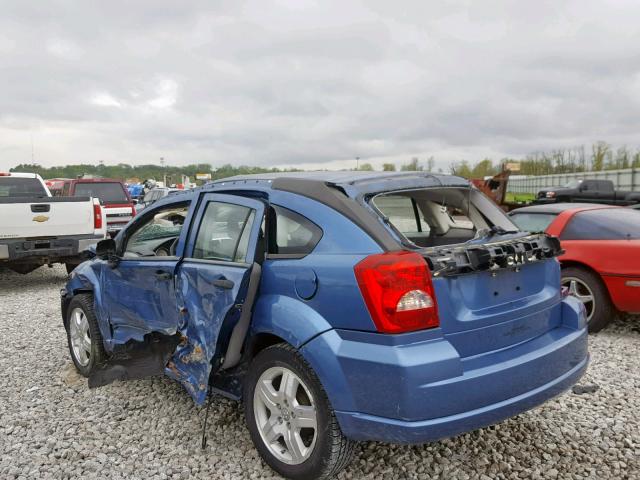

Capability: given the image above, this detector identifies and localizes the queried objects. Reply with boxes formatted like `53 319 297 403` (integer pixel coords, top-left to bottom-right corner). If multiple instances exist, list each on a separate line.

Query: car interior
372 187 512 248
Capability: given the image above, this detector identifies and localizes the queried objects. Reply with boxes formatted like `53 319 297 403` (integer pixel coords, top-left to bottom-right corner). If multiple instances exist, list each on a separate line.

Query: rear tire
562 266 614 333
65 263 79 274
244 343 355 480
66 294 107 376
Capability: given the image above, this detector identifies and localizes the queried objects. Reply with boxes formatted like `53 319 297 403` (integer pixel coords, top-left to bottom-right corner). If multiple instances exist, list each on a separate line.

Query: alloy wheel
562 276 595 322
69 307 92 366
253 366 318 465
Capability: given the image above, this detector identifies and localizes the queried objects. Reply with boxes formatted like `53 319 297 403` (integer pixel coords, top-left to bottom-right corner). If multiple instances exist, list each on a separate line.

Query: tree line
450 142 640 178
10 142 640 182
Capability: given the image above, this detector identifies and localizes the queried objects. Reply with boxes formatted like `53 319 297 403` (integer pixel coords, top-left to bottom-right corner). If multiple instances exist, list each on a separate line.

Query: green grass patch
505 192 535 203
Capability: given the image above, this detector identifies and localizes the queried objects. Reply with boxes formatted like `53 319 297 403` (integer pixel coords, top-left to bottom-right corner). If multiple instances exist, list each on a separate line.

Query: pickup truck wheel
562 266 613 333
66 294 106 376
8 263 40 274
244 344 354 480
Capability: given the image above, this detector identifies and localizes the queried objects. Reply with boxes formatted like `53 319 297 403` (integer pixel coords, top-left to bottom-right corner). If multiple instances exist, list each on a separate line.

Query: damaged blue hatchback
61 172 588 479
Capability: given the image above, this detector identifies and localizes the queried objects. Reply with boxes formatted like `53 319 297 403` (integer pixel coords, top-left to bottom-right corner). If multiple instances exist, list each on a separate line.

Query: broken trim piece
423 234 563 277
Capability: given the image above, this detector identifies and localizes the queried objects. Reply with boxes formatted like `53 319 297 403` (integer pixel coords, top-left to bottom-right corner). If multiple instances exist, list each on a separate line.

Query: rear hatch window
74 182 128 204
371 187 518 249
0 177 48 198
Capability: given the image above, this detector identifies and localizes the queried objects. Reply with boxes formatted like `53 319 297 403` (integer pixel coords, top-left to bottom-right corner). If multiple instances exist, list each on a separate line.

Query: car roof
211 170 466 186
2 172 40 179
72 178 124 183
509 203 620 215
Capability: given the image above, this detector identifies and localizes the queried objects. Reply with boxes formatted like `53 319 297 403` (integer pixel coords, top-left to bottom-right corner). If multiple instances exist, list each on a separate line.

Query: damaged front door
91 194 265 403
90 200 194 388
167 194 265 404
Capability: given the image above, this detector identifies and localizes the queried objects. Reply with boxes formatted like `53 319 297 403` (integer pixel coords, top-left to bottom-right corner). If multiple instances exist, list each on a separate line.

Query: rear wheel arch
560 261 609 296
246 332 289 361
560 261 615 332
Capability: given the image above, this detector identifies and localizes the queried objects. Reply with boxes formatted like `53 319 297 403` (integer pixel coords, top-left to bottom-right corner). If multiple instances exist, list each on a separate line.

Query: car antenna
201 386 214 449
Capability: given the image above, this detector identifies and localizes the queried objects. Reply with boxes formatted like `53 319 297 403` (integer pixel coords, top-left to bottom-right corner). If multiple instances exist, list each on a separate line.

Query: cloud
1 0 640 172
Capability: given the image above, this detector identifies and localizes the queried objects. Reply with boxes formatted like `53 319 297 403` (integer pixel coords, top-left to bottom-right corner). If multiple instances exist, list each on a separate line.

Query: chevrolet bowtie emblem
32 215 49 222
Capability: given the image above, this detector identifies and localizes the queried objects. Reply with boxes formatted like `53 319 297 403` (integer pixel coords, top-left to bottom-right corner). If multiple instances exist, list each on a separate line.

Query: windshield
564 179 582 188
509 212 557 233
0 177 48 198
74 182 128 204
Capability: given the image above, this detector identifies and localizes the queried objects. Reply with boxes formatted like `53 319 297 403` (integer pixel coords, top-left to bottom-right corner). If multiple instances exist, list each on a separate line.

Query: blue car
61 172 588 479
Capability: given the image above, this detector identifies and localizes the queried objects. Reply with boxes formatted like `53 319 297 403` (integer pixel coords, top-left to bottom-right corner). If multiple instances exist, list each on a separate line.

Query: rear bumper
0 235 103 263
301 297 588 444
335 354 588 444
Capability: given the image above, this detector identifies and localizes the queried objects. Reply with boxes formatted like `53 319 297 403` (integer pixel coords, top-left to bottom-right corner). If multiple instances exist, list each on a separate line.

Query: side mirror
96 238 119 267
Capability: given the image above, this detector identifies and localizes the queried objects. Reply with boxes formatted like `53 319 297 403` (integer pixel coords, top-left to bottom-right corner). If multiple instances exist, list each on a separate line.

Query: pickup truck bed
0 173 106 274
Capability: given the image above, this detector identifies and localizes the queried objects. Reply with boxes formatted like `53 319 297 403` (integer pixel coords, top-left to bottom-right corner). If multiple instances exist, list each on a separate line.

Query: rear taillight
93 203 103 229
354 251 439 333
131 205 137 216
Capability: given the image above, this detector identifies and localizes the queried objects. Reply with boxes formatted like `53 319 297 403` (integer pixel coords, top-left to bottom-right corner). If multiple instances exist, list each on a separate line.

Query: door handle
155 270 172 280
213 278 234 289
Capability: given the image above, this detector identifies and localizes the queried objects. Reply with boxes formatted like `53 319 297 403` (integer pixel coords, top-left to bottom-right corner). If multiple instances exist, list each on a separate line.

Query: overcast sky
1 0 640 172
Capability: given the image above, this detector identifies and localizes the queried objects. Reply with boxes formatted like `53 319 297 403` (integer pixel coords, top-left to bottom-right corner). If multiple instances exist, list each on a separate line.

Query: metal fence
506 168 640 194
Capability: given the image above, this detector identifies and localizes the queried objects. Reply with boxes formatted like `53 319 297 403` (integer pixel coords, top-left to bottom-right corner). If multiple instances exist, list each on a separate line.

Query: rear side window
0 177 48 197
74 182 128 203
509 213 557 233
270 205 322 255
561 209 640 240
193 201 256 262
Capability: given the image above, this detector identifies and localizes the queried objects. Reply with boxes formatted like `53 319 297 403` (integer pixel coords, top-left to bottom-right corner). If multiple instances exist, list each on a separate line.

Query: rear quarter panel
559 240 640 313
249 190 383 344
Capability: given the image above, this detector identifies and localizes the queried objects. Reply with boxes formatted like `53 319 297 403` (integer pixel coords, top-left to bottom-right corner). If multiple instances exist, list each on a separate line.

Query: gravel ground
1 265 639 480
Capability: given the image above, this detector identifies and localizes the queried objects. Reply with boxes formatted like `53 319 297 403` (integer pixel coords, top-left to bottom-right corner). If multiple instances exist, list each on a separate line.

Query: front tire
66 294 107 376
244 344 354 480
562 266 614 333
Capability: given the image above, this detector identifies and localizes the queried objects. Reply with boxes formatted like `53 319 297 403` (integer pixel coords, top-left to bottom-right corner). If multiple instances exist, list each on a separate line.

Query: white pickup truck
0 172 106 274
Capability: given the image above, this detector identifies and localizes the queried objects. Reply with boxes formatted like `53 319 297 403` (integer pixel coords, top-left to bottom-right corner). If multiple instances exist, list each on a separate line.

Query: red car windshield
74 182 128 204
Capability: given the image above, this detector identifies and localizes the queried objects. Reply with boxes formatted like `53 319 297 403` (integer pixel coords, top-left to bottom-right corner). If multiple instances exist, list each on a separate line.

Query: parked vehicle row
509 203 640 332
0 172 106 274
61 171 588 480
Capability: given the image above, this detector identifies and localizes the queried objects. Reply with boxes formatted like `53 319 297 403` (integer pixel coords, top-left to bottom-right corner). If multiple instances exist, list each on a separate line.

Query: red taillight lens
354 251 439 333
131 205 137 216
93 203 103 229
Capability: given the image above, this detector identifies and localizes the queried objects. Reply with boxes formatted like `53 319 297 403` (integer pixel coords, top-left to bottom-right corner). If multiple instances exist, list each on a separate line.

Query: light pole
356 156 360 171
160 157 166 186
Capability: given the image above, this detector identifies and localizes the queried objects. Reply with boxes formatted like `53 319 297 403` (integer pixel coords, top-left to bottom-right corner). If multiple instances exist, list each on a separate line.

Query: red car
509 203 640 332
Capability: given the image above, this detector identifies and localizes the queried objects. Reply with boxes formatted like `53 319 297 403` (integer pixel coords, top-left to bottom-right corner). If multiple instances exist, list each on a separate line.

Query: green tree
450 160 472 178
358 163 374 171
592 142 610 171
470 158 495 178
400 157 422 171
382 163 396 171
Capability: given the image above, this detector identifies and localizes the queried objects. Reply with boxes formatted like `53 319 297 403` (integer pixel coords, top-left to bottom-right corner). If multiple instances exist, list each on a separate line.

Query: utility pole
160 157 166 186
356 156 360 171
